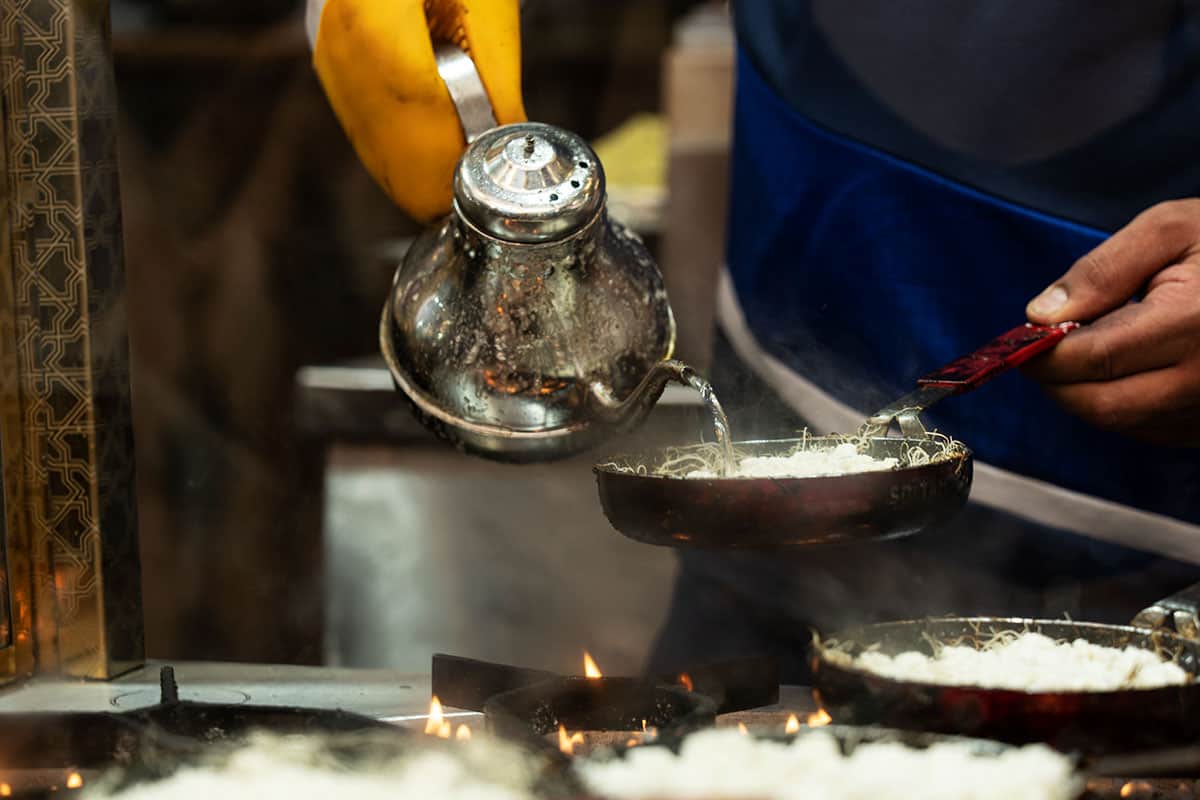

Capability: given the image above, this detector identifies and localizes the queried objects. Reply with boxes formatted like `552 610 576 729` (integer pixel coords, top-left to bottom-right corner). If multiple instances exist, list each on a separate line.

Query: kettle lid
453 122 604 243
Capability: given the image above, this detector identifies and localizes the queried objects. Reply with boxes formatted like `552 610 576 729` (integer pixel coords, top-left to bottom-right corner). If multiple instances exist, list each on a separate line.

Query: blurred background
116 0 735 675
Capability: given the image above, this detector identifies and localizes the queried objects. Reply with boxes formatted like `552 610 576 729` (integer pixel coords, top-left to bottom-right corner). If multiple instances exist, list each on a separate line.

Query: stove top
0 662 1195 800
0 664 426 797
0 661 436 722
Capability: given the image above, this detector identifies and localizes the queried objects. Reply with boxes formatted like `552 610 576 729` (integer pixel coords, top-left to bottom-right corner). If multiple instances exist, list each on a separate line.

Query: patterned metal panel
0 0 143 679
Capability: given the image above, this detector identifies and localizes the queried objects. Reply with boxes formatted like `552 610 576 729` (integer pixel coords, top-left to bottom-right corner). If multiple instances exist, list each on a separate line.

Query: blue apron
726 48 1200 538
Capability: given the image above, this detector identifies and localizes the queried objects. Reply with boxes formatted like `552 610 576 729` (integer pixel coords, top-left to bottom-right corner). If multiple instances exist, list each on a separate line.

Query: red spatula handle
918 322 1079 392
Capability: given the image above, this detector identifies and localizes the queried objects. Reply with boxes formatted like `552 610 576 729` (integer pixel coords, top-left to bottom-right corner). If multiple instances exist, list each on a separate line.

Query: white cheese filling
686 443 898 479
840 631 1191 692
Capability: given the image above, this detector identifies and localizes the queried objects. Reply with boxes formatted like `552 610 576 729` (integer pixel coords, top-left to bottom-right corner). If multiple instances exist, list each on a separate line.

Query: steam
83 731 543 800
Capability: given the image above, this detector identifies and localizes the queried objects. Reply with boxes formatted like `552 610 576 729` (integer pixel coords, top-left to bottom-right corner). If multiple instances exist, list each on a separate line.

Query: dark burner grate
428 653 778 760
431 653 779 717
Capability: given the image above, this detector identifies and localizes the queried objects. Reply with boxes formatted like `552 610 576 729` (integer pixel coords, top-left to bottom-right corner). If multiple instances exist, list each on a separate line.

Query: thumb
1027 200 1200 325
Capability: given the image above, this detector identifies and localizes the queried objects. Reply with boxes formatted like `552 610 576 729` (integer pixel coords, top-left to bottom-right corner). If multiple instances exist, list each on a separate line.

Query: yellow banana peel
313 0 525 221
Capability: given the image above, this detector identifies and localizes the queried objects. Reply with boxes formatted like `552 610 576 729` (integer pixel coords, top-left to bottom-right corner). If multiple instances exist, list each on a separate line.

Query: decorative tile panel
0 0 142 680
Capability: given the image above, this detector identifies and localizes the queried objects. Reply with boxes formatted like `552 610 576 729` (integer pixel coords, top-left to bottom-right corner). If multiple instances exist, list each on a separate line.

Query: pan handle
1130 581 1200 640
916 322 1080 391
865 322 1079 437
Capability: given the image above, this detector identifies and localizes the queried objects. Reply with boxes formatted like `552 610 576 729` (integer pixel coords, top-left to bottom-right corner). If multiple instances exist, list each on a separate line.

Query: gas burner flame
678 672 694 692
583 651 603 679
737 722 749 736
784 714 801 734
455 724 472 741
558 724 585 755
806 709 832 727
66 773 83 790
0 783 11 797
424 695 453 739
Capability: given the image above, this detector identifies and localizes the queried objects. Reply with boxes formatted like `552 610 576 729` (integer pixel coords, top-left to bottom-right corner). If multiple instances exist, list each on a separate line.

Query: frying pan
594 322 1075 549
811 582 1200 755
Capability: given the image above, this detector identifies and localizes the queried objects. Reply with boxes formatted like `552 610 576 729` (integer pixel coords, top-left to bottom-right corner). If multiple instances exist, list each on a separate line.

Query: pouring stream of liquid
683 372 736 475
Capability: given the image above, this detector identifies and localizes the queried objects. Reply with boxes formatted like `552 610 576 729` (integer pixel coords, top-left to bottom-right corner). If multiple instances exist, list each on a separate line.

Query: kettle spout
590 359 736 473
587 359 698 432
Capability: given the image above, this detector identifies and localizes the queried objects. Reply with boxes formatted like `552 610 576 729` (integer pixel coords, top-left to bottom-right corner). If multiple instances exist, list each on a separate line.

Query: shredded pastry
835 632 1190 692
577 728 1079 800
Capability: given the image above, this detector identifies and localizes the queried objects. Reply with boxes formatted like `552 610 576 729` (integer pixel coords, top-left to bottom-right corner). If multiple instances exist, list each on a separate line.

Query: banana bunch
312 0 526 220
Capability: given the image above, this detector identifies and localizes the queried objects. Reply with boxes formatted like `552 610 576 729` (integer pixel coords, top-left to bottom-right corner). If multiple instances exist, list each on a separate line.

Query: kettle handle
435 44 499 142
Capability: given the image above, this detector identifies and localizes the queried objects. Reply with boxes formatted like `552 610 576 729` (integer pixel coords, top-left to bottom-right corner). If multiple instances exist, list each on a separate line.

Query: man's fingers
1038 365 1198 438
1026 199 1200 325
1022 270 1200 383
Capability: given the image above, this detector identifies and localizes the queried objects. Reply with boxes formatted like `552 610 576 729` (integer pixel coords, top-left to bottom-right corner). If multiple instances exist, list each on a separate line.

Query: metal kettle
380 46 689 461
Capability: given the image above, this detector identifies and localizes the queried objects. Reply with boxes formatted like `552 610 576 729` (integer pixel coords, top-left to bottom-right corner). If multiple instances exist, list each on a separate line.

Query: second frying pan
811 583 1200 755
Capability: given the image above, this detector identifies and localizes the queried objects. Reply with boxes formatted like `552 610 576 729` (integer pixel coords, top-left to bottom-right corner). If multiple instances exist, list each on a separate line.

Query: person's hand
1023 199 1200 446
312 0 525 221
